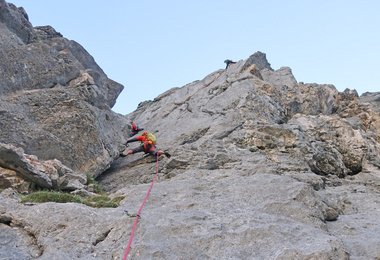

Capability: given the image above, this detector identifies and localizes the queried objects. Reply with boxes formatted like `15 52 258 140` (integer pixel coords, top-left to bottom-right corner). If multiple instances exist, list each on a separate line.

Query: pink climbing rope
122 157 159 260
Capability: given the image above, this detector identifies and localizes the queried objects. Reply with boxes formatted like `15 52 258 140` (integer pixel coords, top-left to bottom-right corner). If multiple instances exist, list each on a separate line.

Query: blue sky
10 0 380 114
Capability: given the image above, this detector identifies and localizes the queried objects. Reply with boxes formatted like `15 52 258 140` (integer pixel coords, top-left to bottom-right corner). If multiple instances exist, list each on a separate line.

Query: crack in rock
93 228 112 246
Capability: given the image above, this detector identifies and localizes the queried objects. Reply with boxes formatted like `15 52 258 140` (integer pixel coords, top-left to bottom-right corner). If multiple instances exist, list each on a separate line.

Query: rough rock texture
98 54 380 259
0 0 129 186
2 52 380 259
0 189 130 260
1 1 380 259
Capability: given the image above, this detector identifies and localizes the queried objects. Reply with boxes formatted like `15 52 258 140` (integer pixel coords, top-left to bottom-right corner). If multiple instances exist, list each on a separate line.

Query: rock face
1 1 380 259
0 0 129 191
99 55 380 259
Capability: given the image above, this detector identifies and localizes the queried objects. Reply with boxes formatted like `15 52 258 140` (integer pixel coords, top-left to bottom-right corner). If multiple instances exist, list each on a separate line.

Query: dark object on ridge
224 59 236 69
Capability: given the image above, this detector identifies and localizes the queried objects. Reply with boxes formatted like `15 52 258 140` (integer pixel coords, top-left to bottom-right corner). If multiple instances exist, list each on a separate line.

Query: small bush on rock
83 195 125 208
21 191 82 204
21 191 124 208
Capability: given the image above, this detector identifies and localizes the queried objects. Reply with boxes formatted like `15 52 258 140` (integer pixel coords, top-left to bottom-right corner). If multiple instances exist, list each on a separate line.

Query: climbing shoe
164 151 171 158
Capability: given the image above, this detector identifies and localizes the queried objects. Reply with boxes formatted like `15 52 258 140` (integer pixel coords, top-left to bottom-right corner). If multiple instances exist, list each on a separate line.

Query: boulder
0 142 86 191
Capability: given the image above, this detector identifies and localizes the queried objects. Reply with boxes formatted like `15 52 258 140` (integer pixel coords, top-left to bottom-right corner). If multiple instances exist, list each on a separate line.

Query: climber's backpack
146 132 157 145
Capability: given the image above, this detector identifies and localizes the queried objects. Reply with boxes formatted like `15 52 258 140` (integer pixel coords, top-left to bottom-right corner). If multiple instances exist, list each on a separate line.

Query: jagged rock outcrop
120 57 379 180
98 53 380 258
0 143 86 191
0 0 129 191
1 1 380 259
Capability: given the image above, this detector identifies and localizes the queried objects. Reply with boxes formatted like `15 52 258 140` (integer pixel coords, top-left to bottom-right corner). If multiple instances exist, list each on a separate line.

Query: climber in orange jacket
120 131 171 158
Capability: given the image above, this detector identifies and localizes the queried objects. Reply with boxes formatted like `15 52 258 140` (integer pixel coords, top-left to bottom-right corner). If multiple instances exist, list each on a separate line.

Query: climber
120 131 171 158
224 59 236 69
130 121 144 137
